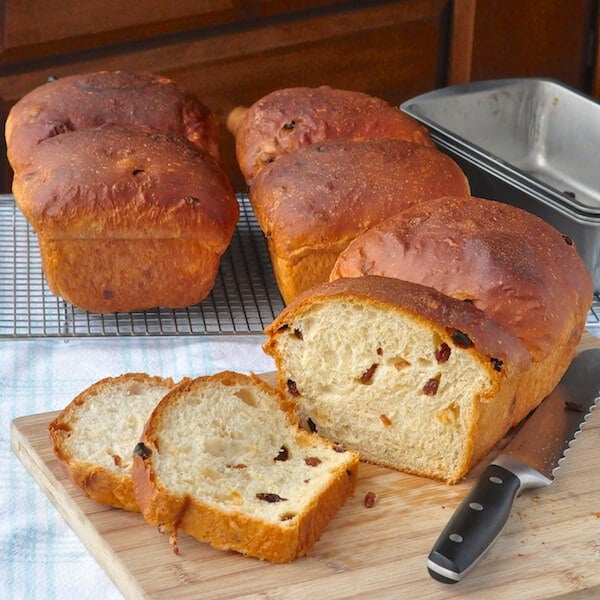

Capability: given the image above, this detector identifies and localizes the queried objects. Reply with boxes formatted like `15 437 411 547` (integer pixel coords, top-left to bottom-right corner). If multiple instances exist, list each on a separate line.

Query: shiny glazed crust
49 373 176 511
330 196 593 426
132 371 359 563
5 70 220 171
249 139 470 303
12 124 238 312
234 86 434 184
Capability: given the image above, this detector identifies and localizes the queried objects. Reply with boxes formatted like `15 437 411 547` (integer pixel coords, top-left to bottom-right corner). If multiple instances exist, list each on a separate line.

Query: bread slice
49 373 177 511
264 276 532 484
132 371 359 563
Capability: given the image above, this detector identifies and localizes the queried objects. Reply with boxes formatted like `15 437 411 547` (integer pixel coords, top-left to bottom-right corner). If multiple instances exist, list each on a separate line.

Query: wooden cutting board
11 333 600 599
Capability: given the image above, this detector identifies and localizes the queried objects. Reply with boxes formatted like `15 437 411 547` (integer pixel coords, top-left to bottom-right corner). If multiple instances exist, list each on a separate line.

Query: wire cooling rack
588 296 600 337
0 194 285 337
1 194 599 338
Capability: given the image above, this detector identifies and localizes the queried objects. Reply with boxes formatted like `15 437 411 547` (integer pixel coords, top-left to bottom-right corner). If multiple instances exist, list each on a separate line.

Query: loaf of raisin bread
49 373 176 511
11 123 239 313
248 138 470 303
7 71 237 313
132 371 359 562
229 85 434 184
264 276 532 484
330 196 594 427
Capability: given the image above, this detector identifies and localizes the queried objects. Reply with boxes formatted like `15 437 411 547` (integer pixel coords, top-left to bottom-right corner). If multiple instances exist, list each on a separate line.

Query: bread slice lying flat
132 371 359 563
49 373 177 510
264 276 532 484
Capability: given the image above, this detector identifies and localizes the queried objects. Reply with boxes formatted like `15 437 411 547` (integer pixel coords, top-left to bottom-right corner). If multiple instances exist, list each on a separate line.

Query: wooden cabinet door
0 1 338 64
450 0 597 93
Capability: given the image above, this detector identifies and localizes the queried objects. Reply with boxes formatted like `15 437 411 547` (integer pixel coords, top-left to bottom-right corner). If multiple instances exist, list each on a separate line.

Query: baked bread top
12 123 238 246
5 70 220 172
249 138 470 260
233 86 433 183
330 196 594 362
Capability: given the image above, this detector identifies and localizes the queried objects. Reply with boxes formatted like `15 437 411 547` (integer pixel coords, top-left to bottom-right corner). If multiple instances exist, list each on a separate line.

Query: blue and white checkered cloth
1 335 275 599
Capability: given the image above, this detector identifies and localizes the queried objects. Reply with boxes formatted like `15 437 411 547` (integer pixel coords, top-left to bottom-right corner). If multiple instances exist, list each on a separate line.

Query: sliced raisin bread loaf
49 373 176 511
330 196 594 427
264 276 532 484
132 371 359 563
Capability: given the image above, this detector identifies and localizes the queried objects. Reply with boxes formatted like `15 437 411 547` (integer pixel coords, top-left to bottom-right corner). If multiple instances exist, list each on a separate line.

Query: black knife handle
427 464 521 583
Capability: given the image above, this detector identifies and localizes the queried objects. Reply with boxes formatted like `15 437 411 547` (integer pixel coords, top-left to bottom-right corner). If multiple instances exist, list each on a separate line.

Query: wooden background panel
450 0 597 89
0 0 451 192
0 0 339 65
3 0 596 193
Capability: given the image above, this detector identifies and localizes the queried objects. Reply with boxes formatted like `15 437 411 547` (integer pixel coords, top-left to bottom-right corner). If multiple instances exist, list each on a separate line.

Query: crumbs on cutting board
364 491 377 508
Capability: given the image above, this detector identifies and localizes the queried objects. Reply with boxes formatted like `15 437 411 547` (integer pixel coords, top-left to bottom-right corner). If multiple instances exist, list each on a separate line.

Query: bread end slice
49 373 176 511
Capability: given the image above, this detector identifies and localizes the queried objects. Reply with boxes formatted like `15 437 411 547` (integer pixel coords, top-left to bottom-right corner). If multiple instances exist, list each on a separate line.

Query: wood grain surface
10 333 600 599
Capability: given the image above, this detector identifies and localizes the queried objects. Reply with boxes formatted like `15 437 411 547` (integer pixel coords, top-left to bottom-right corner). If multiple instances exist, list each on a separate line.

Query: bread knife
427 348 600 584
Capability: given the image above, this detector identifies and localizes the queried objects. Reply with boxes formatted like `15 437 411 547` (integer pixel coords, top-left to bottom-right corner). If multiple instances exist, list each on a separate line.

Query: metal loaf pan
401 78 600 291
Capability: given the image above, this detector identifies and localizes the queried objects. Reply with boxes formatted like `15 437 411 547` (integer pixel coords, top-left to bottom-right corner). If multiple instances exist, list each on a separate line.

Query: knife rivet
449 533 463 543
469 502 484 511
489 476 503 484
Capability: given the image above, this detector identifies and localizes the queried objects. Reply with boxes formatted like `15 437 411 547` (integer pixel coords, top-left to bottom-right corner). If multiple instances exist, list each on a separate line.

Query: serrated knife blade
427 348 600 584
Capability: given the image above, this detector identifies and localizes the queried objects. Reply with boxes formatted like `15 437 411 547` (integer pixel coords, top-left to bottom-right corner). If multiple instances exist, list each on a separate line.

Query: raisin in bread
49 373 176 511
330 196 594 427
248 138 470 303
264 276 532 484
132 371 359 563
229 85 434 184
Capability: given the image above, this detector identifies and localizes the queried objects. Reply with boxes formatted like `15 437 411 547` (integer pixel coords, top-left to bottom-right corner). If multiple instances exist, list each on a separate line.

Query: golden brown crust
49 373 176 511
12 124 238 312
251 140 469 256
37 238 221 313
265 276 532 376
13 124 237 243
5 70 220 172
267 248 341 309
249 138 469 302
331 196 593 363
132 371 359 563
234 86 434 183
